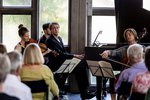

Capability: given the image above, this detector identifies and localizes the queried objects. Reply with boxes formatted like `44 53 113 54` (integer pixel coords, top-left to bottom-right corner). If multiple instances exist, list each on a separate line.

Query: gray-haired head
7 51 22 73
0 54 11 82
127 44 143 64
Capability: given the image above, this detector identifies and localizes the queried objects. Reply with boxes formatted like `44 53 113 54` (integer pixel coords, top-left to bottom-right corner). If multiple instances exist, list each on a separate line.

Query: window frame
0 0 39 42
88 0 116 84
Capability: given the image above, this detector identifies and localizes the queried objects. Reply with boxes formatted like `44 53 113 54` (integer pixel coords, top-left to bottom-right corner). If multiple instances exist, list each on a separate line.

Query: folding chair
22 80 49 100
129 92 145 100
117 81 132 100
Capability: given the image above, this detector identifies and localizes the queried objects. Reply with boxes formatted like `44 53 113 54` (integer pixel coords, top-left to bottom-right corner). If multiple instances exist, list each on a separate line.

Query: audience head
7 51 22 75
18 24 30 42
23 43 44 65
0 43 7 54
144 46 150 71
49 22 60 36
0 54 11 83
127 44 143 64
42 22 51 35
123 28 138 44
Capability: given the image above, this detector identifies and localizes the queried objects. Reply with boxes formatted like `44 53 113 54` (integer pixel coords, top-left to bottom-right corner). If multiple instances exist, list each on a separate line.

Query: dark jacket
46 35 74 71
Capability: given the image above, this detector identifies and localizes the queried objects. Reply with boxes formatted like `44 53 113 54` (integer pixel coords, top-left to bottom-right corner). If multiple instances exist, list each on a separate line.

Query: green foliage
40 0 68 44
3 0 31 6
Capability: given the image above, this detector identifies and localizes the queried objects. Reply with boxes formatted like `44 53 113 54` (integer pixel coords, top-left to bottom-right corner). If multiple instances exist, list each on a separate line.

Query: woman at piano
100 28 139 100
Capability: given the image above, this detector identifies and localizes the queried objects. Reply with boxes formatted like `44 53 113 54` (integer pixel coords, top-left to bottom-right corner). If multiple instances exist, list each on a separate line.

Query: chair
117 81 132 100
22 80 49 100
129 92 145 100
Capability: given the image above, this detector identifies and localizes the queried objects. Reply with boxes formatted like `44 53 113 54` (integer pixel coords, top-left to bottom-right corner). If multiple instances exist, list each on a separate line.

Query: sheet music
86 60 115 78
55 58 81 73
99 61 115 78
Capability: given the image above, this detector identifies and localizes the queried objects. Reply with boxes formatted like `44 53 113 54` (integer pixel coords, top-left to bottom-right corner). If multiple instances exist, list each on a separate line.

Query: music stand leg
96 76 103 100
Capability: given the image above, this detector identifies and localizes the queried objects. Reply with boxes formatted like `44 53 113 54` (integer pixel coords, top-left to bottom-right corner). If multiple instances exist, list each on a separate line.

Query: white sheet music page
55 58 81 73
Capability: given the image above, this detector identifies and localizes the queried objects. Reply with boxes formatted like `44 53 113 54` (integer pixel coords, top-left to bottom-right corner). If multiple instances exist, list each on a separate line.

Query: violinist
100 28 139 100
38 22 52 63
14 24 30 54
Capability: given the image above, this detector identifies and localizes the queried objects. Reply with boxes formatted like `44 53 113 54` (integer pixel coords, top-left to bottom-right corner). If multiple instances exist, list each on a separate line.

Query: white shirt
3 74 32 100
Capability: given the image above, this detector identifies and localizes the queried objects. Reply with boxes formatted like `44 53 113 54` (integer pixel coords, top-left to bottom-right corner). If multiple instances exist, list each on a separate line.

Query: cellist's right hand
99 50 110 58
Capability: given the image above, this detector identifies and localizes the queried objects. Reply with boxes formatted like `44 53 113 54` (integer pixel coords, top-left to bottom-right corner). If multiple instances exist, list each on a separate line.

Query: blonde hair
23 43 44 65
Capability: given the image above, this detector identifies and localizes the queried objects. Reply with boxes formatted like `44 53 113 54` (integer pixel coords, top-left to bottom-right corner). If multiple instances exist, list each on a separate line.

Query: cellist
100 28 139 100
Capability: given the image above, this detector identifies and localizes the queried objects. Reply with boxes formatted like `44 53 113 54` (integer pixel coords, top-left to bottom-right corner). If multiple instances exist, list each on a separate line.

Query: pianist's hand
99 50 110 58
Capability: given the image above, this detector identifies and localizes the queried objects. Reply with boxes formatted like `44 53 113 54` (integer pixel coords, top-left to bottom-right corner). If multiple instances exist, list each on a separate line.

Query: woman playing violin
14 24 30 54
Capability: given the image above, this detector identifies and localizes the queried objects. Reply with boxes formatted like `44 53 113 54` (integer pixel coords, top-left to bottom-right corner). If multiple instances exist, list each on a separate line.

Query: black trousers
54 59 90 95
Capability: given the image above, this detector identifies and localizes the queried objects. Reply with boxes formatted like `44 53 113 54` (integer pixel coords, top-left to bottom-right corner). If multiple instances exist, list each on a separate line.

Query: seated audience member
132 46 150 94
46 22 95 100
0 54 19 100
115 44 147 91
20 43 59 100
0 43 7 54
3 51 32 100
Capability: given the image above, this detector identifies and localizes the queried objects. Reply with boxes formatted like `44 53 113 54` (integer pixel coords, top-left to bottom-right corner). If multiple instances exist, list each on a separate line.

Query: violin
38 43 59 57
29 38 37 43
27 38 59 57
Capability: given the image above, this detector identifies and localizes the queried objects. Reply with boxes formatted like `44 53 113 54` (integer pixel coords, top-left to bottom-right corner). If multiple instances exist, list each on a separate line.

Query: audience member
115 44 147 91
0 43 7 54
0 54 19 100
20 43 59 100
3 51 32 100
46 22 95 100
132 46 150 94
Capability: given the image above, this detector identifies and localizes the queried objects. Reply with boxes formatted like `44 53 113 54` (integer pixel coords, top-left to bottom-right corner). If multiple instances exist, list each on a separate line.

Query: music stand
54 58 81 74
86 60 115 78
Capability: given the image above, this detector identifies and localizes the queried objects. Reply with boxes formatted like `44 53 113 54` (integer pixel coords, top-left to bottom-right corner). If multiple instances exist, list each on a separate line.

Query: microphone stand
92 30 102 47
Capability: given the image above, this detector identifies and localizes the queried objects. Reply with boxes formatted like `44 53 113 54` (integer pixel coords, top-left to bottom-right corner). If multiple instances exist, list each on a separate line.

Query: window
39 0 69 45
1 0 69 52
92 16 116 44
93 0 114 7
3 15 31 52
3 0 31 7
90 0 116 84
143 0 150 11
